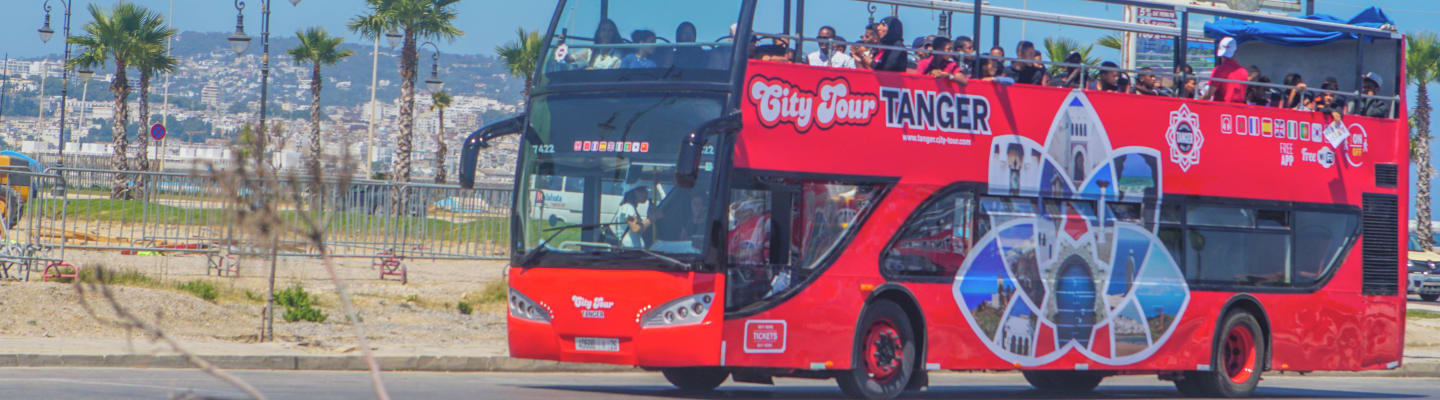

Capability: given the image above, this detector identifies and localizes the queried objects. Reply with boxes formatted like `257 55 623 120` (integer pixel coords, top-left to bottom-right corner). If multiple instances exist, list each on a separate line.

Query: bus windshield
516 93 722 267
538 0 741 87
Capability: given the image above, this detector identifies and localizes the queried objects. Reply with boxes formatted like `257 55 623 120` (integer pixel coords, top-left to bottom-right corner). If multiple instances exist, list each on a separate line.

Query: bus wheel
1422 294 1439 302
1022 371 1104 392
1178 312 1264 397
661 367 729 392
837 300 915 399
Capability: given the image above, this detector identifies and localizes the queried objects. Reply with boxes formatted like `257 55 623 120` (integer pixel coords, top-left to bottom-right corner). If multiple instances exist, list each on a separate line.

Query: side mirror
674 132 707 189
674 111 742 189
459 116 525 189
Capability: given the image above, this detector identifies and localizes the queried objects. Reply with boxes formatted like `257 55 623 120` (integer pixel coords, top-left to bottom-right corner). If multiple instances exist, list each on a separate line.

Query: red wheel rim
1222 324 1257 384
863 318 904 383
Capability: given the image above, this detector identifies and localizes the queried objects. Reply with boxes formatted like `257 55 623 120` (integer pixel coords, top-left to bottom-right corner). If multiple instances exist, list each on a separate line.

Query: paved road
2 369 1438 399
1410 295 1440 313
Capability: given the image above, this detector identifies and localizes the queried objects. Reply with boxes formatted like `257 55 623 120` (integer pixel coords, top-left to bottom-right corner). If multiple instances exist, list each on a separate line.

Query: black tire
0 186 22 230
837 300 916 399
1422 293 1439 302
661 367 729 392
1022 370 1105 392
1176 311 1265 398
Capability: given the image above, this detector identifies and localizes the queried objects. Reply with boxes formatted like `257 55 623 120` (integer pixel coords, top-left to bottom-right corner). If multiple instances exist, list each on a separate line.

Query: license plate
575 337 620 352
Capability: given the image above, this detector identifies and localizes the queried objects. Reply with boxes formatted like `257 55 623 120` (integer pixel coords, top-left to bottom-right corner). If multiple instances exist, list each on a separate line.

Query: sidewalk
0 337 1437 375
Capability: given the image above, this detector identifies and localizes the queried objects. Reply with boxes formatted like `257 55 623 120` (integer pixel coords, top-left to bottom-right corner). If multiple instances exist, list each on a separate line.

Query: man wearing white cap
1205 37 1248 104
1349 72 1391 118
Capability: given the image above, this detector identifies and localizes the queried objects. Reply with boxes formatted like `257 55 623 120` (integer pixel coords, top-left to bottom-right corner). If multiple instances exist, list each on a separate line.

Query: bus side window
1292 211 1359 286
793 182 879 269
728 189 773 265
564 177 585 193
881 190 974 279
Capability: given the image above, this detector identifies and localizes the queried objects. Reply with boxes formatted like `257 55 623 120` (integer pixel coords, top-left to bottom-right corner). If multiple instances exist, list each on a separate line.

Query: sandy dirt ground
0 249 510 356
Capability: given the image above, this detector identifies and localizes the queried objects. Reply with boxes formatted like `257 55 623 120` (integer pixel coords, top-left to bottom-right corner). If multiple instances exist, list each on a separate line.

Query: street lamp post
75 67 92 151
421 41 443 92
229 0 301 168
228 0 301 344
38 0 73 167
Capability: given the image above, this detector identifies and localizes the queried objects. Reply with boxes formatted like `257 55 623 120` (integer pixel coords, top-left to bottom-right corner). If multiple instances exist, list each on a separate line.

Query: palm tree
288 27 355 175
130 14 178 198
496 28 544 97
1043 37 1099 74
1408 31 1440 249
67 2 160 199
1096 34 1123 51
431 90 451 184
348 0 462 190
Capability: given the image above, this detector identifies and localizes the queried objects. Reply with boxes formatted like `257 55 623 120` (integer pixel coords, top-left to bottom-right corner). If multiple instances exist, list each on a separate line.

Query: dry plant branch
73 267 269 400
203 137 391 400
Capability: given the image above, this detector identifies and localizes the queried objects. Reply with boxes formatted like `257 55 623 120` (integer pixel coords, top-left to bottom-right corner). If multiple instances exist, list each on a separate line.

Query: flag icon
1311 122 1323 142
1287 120 1298 140
640 142 650 152
1237 116 1248 135
1300 122 1310 141
1262 118 1273 137
1249 117 1260 136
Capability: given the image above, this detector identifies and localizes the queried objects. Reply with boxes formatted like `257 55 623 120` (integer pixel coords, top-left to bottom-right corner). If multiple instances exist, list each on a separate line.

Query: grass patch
74 267 162 288
276 283 328 323
457 301 473 315
1409 310 1440 319
177 280 219 302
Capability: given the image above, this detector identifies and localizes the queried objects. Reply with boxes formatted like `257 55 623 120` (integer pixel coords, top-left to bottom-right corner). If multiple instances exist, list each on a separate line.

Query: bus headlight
508 288 551 323
641 293 713 328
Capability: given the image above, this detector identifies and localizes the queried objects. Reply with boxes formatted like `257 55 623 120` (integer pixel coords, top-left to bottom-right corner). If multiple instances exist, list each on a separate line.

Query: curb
0 354 637 372
1 353 1437 376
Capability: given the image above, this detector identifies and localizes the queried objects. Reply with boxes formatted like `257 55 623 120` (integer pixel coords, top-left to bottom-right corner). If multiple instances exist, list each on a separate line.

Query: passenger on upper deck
1205 37 1248 103
917 36 968 85
671 22 709 69
872 17 909 72
1050 51 1087 89
979 47 1010 81
1133 67 1172 97
1177 64 1198 99
1281 73 1309 110
1098 61 1129 93
1349 72 1392 118
568 19 623 70
910 36 935 72
754 43 789 63
621 30 659 69
851 24 879 69
1315 77 1346 122
1009 41 1046 85
807 26 856 69
952 36 976 76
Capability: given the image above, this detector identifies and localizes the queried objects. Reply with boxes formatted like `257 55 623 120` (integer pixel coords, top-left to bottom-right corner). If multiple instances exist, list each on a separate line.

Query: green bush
177 280 219 302
276 284 328 323
457 301 473 315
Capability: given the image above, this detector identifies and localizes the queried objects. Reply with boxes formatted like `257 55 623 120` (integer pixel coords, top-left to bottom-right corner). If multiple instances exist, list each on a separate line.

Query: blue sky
3 0 1440 215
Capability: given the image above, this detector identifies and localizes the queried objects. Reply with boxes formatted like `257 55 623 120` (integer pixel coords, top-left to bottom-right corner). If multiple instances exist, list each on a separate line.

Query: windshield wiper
516 222 627 266
613 246 694 271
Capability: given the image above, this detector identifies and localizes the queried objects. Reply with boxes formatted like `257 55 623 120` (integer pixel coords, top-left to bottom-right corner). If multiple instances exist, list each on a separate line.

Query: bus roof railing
753 31 1400 117
1086 0 1400 39
859 0 1206 39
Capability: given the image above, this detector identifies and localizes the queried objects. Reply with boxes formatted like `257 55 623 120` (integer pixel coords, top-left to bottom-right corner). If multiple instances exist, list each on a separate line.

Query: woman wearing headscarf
871 16 908 72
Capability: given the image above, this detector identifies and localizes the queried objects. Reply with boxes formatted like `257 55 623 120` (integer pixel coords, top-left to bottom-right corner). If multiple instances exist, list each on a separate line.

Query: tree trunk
110 61 131 200
391 30 418 214
134 69 152 199
307 63 325 212
309 64 324 176
1417 85 1434 249
434 107 446 184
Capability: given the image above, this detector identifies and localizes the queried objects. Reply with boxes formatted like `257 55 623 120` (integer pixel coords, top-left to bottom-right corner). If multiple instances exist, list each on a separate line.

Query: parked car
1411 233 1440 301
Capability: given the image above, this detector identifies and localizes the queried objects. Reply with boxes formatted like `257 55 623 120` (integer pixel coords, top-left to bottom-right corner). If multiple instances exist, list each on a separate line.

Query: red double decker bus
460 0 1408 398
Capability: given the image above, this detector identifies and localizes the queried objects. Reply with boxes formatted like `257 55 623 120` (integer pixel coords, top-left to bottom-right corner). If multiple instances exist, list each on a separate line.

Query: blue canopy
0 151 45 173
1203 7 1394 47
